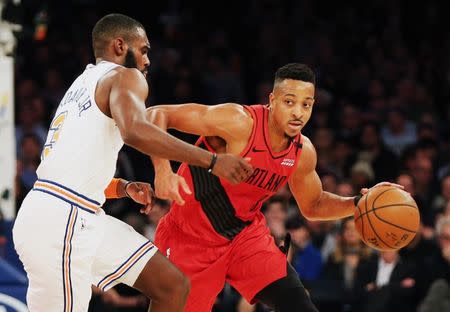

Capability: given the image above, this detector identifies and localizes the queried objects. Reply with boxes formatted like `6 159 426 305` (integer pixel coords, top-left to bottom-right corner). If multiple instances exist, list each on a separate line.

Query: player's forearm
123 118 212 168
301 191 355 221
146 107 176 175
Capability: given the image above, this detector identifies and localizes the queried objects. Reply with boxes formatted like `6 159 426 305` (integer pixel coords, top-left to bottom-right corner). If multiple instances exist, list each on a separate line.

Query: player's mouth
288 121 303 130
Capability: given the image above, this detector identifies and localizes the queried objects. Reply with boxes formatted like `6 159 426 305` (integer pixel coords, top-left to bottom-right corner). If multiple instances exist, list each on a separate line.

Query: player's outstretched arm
288 136 356 221
109 69 252 183
146 103 253 203
289 137 404 221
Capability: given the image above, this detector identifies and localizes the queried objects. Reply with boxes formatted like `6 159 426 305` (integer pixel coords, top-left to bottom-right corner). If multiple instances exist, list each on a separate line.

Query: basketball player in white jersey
12 13 252 312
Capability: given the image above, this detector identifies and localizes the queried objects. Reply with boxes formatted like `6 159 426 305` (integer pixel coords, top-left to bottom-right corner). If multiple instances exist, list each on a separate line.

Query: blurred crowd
3 0 450 311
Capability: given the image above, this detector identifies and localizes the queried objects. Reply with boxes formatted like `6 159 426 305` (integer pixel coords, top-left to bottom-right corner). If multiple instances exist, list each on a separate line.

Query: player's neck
267 113 290 152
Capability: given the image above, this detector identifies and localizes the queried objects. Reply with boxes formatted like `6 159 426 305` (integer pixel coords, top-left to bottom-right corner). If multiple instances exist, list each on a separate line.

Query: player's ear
268 92 275 108
113 38 127 56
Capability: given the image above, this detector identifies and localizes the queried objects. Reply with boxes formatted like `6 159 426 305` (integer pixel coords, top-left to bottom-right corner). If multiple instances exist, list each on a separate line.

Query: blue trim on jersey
32 188 96 214
37 179 101 205
97 241 155 291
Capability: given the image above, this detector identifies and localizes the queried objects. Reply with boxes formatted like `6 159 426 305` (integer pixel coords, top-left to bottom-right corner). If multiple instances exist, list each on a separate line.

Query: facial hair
123 49 138 69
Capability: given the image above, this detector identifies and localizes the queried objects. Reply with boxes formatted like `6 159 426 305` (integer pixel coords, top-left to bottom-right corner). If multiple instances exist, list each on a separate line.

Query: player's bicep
288 138 323 216
109 69 148 134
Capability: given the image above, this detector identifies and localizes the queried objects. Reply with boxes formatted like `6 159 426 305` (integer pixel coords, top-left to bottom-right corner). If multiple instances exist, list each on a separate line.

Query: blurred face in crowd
264 201 287 225
396 173 415 195
290 225 311 248
342 219 360 246
412 156 433 185
269 79 315 139
336 182 354 197
387 110 406 132
321 174 338 193
380 250 399 264
361 124 379 149
438 224 450 250
442 176 450 200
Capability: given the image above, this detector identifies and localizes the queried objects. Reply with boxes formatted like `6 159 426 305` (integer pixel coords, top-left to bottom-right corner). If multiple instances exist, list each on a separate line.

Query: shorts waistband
32 179 100 214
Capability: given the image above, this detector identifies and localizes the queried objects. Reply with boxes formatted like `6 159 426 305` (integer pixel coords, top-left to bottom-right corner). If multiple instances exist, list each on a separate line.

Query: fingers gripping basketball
354 185 420 251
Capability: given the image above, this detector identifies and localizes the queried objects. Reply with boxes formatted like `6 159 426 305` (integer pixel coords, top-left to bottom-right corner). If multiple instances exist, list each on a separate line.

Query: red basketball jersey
167 105 303 243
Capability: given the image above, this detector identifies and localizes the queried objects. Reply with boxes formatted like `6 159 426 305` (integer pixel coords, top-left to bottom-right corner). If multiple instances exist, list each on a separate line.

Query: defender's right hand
212 154 253 184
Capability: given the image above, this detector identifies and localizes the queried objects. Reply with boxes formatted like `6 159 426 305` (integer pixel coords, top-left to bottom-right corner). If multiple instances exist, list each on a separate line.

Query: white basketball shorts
12 179 158 312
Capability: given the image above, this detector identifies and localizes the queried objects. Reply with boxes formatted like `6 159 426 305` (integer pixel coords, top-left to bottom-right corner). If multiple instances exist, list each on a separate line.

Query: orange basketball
354 185 420 251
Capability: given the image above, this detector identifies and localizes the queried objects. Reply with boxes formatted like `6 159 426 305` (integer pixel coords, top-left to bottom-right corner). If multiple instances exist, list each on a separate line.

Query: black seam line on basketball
371 206 417 233
363 191 392 248
366 189 396 249
370 187 418 233
356 196 366 243
354 204 418 223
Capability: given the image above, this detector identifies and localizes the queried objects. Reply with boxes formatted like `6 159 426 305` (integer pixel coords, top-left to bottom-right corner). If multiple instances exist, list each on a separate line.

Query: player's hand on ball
124 182 155 214
213 154 253 184
359 181 405 196
154 171 191 205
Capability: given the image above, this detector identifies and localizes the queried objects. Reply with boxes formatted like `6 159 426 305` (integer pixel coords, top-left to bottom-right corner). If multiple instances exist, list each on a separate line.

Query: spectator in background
395 172 433 235
418 216 450 312
358 121 399 182
350 161 374 192
353 250 416 312
285 216 323 286
381 108 417 157
412 155 436 209
321 218 372 310
337 103 361 147
336 181 355 197
432 174 450 217
17 134 41 192
15 102 47 154
261 196 288 245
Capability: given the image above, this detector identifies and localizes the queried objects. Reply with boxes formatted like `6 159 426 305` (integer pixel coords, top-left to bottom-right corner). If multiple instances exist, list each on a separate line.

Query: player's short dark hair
274 63 316 85
92 13 144 58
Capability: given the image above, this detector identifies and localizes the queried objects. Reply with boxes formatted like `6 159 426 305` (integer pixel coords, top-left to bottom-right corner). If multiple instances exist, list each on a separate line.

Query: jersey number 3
42 111 68 160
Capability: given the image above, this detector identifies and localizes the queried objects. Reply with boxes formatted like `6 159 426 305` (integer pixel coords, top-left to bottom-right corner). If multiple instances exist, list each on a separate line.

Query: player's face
123 28 150 78
269 79 315 138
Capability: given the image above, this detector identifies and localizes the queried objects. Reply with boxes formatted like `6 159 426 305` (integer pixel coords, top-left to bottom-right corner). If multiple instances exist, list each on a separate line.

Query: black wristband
124 181 133 198
354 194 363 207
207 153 218 173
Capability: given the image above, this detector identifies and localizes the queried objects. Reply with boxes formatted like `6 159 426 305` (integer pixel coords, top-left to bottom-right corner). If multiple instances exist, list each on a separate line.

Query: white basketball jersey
37 61 124 205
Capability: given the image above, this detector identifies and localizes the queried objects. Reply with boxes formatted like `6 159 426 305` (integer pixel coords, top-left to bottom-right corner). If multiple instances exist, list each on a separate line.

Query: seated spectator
353 250 416 312
321 218 372 310
285 216 323 286
418 216 450 312
261 195 288 244
380 108 417 157
358 121 399 181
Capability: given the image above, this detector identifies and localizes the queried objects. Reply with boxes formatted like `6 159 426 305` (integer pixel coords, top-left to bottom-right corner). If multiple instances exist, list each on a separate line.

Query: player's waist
32 179 101 214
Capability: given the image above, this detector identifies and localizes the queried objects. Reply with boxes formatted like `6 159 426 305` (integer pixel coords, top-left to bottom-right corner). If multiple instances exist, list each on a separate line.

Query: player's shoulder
211 103 252 121
300 134 314 152
295 134 317 171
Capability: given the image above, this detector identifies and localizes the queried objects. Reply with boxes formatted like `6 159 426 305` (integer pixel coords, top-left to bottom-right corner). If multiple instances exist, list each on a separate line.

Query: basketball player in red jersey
146 63 401 311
